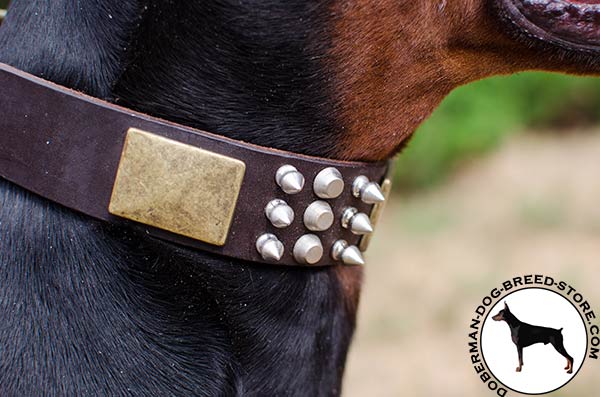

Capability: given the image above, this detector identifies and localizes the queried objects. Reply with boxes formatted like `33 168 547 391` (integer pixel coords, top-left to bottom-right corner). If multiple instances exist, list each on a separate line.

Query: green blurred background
395 73 600 191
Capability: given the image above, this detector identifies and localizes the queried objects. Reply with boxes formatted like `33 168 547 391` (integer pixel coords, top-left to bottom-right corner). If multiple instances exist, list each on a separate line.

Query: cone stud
293 234 323 265
256 233 284 261
304 200 335 232
276 165 305 194
352 175 385 204
341 207 373 235
313 167 344 199
332 240 366 266
265 199 294 228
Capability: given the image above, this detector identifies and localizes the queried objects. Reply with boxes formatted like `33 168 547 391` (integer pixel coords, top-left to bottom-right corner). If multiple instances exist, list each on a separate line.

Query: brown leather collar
0 63 391 267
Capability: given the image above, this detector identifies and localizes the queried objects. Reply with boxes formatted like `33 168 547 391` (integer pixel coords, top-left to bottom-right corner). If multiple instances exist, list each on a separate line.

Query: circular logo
481 288 587 394
467 276 600 396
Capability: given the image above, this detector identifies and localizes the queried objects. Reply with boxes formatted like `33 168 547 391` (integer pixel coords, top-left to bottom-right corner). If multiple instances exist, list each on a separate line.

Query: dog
492 302 574 374
0 1 599 395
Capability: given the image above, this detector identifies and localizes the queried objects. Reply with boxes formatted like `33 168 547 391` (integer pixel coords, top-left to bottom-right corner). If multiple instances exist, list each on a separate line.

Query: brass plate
109 128 246 246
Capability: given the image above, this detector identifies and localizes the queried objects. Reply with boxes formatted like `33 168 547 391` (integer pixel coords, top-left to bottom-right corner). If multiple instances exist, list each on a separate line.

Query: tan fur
329 0 600 315
334 265 363 316
330 1 600 161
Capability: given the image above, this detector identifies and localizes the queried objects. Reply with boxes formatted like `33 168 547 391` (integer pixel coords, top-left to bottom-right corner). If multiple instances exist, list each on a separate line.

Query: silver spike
341 245 366 266
265 199 294 228
313 167 344 199
350 212 373 235
293 234 323 265
304 200 334 231
256 233 284 261
341 207 373 235
331 240 366 266
276 165 305 194
352 175 385 204
362 183 385 204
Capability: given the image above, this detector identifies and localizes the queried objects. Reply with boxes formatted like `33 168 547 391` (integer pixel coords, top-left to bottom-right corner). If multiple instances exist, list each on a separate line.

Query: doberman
0 1 599 395
492 302 574 374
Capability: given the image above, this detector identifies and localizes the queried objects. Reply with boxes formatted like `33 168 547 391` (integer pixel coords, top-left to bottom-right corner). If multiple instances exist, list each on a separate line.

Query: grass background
395 73 600 190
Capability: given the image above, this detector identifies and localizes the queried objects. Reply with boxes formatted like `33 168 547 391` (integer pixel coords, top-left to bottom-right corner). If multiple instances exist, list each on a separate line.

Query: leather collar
0 63 391 267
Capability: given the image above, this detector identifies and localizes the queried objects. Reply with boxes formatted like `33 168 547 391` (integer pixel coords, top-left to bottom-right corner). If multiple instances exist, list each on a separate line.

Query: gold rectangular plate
109 128 246 246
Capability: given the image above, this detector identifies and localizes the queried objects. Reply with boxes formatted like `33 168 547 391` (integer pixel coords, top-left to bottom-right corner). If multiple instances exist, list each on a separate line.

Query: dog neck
2 1 599 163
111 1 347 161
0 1 361 394
2 0 599 394
110 2 459 162
503 311 523 328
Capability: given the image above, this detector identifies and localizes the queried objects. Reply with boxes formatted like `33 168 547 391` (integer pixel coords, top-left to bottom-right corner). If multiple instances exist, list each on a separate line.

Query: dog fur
0 1 599 395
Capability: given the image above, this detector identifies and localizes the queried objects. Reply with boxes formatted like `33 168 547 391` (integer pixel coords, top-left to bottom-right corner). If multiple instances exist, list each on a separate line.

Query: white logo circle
481 288 587 394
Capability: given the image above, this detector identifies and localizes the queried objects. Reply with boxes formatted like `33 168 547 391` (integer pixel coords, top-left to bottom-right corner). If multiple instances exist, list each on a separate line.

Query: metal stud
304 201 335 232
293 234 323 265
332 240 366 266
331 240 348 261
350 212 373 235
342 245 366 266
359 178 392 252
341 207 373 235
256 233 284 261
276 165 305 194
265 199 294 228
313 167 344 199
341 207 357 228
352 175 385 204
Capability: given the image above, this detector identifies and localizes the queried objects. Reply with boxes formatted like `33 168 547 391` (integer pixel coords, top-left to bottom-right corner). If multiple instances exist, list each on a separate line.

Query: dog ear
504 302 509 311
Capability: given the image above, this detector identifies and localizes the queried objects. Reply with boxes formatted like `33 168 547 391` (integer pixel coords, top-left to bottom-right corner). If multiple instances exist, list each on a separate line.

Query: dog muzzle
0 63 392 267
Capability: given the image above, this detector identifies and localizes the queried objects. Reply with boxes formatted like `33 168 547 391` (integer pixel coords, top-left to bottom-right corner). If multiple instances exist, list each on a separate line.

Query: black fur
114 0 341 158
0 1 354 395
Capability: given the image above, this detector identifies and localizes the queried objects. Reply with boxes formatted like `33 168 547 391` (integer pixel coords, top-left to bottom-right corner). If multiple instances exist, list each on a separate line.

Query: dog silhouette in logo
492 302 574 374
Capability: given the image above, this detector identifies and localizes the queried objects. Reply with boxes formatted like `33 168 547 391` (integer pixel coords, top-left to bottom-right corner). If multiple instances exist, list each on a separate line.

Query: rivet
341 207 373 235
341 207 358 228
331 240 366 266
359 177 392 252
293 234 323 265
352 176 385 204
331 240 349 261
350 212 373 235
304 200 335 231
276 165 305 194
265 199 294 228
313 167 344 199
256 233 284 261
